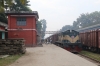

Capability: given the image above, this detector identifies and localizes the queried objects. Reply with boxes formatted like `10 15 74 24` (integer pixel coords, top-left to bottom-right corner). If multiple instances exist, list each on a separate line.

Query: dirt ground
9 44 97 66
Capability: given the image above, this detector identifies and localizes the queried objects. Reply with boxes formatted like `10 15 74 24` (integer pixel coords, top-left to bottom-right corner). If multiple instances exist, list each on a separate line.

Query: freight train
80 29 100 52
45 30 82 53
77 24 100 53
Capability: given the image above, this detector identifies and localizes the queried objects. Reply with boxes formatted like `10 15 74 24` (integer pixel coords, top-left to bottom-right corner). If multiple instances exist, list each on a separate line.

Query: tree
0 0 31 23
40 19 47 39
60 25 73 32
60 11 100 31
37 21 42 33
0 0 29 12
72 21 79 30
72 11 100 30
0 0 6 12
0 13 7 23
9 0 31 11
36 19 47 39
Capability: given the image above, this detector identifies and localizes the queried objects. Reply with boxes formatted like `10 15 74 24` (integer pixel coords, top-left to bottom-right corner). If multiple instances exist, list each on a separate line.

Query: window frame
16 17 26 26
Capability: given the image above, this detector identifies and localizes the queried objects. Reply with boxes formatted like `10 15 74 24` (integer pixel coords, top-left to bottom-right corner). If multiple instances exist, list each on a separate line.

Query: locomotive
47 30 82 52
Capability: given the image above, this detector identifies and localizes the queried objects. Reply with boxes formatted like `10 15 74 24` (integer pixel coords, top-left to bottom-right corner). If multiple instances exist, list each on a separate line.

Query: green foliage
41 19 47 38
0 0 31 23
37 21 42 33
60 25 73 32
61 11 100 31
72 21 79 30
0 0 31 12
10 0 31 11
0 0 13 12
0 13 7 23
73 11 100 29
0 0 5 12
37 19 47 39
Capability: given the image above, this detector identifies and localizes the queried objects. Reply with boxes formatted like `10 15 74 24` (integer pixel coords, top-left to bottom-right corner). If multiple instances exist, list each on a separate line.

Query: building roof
0 22 8 32
0 21 8 27
5 11 39 19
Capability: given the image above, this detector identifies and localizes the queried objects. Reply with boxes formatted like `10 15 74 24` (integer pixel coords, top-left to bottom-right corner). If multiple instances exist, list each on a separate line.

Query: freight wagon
80 29 100 52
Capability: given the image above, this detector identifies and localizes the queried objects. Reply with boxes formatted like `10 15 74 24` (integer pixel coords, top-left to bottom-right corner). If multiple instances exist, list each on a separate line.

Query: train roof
76 24 100 32
62 30 78 33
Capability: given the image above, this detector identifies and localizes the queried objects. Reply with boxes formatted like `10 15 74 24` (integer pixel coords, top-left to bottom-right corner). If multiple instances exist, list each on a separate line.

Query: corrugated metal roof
77 24 100 32
5 11 39 19
0 22 8 27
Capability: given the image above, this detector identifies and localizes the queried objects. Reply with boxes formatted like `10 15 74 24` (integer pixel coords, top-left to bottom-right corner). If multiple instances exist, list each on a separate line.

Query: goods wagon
46 30 82 53
51 34 59 44
80 29 100 52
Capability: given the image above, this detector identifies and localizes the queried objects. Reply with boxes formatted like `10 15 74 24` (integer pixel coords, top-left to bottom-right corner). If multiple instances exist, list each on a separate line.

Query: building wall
0 26 5 30
8 15 37 46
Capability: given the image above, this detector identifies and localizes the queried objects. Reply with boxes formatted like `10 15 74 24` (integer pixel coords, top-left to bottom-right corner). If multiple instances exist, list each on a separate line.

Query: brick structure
5 11 39 47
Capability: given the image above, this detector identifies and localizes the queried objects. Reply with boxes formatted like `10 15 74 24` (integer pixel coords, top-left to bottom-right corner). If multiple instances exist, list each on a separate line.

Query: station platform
9 44 97 66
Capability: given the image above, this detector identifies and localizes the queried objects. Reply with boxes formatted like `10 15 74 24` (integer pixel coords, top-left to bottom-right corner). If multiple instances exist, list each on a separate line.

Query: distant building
5 11 39 47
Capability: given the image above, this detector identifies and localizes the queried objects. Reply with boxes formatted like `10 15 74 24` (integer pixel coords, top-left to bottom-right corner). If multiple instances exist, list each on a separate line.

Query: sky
29 0 100 38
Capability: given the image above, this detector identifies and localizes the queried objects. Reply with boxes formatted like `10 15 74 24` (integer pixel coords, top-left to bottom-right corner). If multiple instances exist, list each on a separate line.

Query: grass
80 51 100 61
0 54 23 66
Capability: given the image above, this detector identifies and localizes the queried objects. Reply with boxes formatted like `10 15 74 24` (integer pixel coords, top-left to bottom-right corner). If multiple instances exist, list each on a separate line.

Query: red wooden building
5 11 39 47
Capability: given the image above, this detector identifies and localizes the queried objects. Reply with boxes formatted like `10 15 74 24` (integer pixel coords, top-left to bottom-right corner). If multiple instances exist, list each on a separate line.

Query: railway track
77 53 100 66
54 44 100 65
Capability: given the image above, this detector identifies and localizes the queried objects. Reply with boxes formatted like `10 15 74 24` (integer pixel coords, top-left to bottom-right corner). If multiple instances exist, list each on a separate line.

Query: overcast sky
29 0 100 37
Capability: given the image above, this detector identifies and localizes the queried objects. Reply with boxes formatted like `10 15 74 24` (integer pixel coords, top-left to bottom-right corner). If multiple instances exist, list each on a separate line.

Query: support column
2 32 5 39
